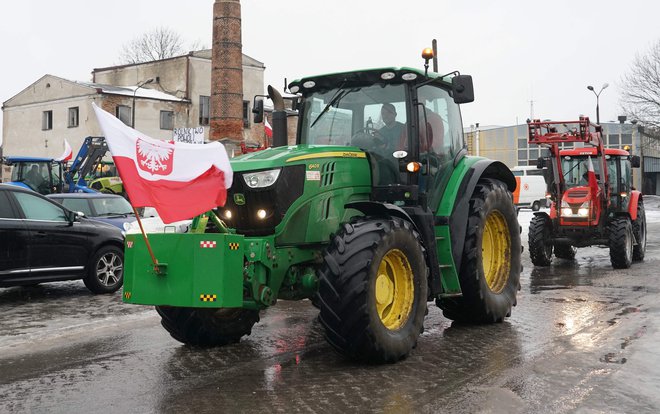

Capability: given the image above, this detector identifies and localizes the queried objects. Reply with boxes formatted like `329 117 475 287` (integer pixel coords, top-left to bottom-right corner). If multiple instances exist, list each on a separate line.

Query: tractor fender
345 201 417 229
448 159 517 273
627 191 642 221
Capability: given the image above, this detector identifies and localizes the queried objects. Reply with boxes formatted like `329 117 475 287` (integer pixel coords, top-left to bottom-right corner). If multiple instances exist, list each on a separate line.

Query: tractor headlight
577 201 590 217
243 169 281 189
560 200 572 217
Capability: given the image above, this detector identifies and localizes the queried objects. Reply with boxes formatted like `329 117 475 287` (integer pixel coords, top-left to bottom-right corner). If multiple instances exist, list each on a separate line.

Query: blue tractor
3 156 65 195
2 136 117 194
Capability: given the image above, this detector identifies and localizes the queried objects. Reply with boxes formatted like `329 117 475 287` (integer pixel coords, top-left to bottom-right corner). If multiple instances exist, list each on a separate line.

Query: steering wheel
351 127 386 149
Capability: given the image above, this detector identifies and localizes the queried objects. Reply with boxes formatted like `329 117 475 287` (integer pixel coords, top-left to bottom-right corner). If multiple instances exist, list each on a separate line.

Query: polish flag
587 156 599 197
264 115 273 139
56 139 73 162
92 104 232 224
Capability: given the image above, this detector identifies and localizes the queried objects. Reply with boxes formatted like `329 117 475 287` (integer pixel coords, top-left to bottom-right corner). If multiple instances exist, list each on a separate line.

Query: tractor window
561 156 602 188
299 84 408 185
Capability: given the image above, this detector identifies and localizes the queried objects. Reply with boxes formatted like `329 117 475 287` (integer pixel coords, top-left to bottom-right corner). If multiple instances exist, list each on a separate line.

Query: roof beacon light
422 47 434 76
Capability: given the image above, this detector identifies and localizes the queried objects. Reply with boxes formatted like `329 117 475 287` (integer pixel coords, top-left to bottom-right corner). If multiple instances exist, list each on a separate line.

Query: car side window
0 192 17 218
13 192 69 222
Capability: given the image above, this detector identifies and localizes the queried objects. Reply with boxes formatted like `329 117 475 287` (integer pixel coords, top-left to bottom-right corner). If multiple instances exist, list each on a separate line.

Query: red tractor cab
527 117 645 269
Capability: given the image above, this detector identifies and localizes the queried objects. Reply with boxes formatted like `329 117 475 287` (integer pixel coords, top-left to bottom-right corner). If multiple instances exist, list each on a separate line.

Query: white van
511 165 548 211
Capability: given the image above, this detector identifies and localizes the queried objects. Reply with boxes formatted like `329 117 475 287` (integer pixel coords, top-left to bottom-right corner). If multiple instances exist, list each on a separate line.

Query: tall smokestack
210 0 243 142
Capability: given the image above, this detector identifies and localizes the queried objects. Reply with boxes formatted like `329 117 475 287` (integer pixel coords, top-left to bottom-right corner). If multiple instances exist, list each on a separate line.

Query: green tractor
123 59 521 363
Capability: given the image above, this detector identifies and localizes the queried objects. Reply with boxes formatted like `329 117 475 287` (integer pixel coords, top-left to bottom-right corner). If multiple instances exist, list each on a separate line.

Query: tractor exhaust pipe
268 85 288 147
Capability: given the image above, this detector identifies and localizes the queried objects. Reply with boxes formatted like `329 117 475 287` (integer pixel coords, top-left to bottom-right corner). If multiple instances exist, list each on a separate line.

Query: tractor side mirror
630 155 641 168
252 99 264 123
451 75 474 104
536 157 546 169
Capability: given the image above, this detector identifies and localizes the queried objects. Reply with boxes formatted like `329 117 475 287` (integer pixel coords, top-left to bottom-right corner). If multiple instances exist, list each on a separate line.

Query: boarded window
116 105 131 126
160 111 174 130
199 95 210 126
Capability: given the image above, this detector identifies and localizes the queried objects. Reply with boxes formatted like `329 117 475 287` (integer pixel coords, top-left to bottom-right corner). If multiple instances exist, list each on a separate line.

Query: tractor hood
229 145 366 172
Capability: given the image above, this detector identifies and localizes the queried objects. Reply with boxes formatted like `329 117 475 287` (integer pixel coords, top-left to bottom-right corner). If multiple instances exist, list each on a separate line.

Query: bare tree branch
118 27 194 64
620 40 660 132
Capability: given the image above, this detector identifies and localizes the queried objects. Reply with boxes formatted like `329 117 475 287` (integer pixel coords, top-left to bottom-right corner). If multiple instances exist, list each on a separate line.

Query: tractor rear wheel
632 201 646 261
554 244 577 260
437 179 521 323
317 217 428 363
529 215 553 266
609 217 633 269
155 306 260 346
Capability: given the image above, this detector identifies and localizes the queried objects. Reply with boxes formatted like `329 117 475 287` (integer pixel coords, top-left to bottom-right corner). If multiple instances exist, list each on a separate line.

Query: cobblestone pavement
1 203 659 413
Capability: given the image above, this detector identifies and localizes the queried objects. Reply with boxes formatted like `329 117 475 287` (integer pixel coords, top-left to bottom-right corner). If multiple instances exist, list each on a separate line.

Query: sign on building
173 127 204 144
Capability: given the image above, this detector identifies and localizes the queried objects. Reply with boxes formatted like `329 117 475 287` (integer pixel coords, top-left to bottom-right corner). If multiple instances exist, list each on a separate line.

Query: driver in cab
378 103 405 154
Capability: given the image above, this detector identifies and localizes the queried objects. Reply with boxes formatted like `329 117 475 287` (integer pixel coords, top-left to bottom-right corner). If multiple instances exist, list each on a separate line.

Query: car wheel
84 245 124 294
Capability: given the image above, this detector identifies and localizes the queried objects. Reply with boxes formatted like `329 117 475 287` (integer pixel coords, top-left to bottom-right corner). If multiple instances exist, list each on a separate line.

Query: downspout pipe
268 85 287 147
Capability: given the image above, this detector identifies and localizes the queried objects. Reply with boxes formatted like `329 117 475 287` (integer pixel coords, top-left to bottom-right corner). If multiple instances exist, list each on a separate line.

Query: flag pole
132 207 164 274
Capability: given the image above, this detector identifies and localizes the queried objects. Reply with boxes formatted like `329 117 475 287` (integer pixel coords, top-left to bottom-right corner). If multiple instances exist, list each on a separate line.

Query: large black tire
317 217 428 363
554 243 577 260
83 245 124 294
437 179 521 323
156 307 260 346
529 215 553 266
632 201 646 261
609 217 633 269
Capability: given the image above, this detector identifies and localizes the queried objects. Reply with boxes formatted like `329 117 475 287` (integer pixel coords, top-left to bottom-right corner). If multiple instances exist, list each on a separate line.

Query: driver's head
381 103 397 126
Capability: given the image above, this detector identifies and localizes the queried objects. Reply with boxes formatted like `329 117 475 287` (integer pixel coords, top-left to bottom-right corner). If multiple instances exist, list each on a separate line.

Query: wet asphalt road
2 204 660 413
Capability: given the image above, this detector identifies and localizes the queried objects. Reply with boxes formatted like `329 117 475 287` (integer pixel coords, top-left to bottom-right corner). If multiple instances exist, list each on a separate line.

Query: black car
0 184 124 293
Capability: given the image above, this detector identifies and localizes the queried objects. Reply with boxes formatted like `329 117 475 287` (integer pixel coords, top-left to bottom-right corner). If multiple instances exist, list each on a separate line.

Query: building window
199 95 210 126
68 107 79 128
42 110 53 130
160 111 174 130
243 101 250 128
116 105 131 126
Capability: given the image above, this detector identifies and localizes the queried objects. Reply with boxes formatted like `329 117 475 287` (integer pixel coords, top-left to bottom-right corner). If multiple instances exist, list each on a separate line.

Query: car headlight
243 169 281 188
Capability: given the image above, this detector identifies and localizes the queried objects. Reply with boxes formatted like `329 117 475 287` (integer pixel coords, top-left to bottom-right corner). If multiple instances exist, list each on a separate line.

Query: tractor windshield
9 160 62 194
561 155 602 188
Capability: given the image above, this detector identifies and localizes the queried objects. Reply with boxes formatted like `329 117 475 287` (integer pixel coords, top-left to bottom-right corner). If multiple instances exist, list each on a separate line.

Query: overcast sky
1 0 659 146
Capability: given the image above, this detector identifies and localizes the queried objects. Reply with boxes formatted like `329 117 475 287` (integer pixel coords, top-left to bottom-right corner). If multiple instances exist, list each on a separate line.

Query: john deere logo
234 193 246 205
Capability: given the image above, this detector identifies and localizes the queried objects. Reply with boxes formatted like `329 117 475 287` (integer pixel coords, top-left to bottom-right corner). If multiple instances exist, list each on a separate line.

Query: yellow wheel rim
375 249 415 330
481 210 511 293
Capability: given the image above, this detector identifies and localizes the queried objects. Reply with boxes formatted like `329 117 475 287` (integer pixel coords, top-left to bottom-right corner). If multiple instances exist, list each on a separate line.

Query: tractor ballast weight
123 62 522 363
527 117 646 268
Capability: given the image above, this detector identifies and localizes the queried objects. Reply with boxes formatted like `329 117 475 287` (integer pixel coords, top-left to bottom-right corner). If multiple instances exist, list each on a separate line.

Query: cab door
0 190 30 282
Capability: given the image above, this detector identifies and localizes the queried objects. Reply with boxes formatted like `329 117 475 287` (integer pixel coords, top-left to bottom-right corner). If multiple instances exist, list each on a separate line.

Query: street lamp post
132 78 155 128
586 83 609 124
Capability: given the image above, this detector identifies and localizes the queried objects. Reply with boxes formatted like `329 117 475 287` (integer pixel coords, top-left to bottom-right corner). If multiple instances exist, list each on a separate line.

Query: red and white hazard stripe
200 241 217 248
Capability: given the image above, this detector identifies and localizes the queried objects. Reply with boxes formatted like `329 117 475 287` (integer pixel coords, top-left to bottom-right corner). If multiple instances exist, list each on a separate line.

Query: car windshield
90 197 133 216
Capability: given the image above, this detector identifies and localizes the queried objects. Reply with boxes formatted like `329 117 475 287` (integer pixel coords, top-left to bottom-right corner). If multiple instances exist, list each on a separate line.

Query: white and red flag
92 104 232 223
264 115 273 139
587 156 599 197
56 139 73 162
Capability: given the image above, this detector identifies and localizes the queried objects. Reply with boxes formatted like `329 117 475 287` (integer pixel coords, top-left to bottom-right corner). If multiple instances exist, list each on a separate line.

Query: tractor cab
3 156 64 194
290 67 473 210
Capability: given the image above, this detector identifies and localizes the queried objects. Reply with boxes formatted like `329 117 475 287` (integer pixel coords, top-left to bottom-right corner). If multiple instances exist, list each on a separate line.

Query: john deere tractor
123 55 522 363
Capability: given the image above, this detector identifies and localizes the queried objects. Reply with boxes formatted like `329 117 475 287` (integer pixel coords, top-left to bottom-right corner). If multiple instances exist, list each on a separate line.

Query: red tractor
527 116 646 269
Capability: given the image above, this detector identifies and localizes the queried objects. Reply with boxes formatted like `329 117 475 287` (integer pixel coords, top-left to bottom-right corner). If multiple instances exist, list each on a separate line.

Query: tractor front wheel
156 307 260 346
317 217 428 363
529 215 553 266
609 217 633 269
438 179 521 323
632 201 646 261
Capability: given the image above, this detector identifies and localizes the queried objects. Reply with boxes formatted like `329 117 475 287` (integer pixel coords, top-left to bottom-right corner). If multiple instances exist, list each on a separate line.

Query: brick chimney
210 0 243 142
